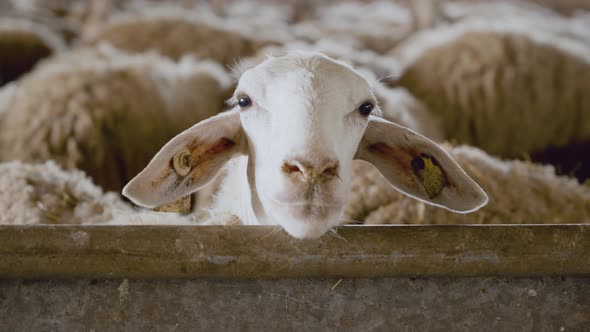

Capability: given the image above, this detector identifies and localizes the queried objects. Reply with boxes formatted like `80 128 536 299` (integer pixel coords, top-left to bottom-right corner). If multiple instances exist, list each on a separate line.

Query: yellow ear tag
411 153 446 199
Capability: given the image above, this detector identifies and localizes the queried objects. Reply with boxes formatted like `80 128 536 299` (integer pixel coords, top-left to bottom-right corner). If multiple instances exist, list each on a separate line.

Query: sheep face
123 53 488 239
234 54 374 238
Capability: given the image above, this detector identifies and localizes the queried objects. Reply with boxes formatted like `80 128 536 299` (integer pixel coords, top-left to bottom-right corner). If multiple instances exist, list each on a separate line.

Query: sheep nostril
282 161 303 175
321 162 339 178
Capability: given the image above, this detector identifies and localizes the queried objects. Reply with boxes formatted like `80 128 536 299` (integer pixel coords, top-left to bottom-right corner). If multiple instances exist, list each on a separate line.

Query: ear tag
172 148 194 176
411 153 446 198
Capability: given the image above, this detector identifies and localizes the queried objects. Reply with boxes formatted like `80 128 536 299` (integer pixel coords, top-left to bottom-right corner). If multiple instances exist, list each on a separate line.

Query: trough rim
0 224 588 279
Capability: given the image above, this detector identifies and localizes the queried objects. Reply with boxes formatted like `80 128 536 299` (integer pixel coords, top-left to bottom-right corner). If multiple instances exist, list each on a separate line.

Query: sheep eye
358 101 374 116
237 95 252 108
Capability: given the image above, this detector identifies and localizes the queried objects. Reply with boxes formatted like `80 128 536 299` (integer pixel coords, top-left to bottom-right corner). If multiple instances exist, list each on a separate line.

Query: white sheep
123 52 488 239
0 45 231 191
390 17 590 159
81 6 284 65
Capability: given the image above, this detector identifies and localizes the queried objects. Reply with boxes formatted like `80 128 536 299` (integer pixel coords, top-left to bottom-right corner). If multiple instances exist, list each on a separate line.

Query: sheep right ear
355 116 488 213
123 110 246 208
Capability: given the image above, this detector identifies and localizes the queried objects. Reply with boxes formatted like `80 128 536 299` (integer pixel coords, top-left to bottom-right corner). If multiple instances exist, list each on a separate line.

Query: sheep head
123 52 488 239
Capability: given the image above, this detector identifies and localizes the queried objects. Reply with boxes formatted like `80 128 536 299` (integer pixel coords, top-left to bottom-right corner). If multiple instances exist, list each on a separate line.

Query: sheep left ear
355 116 488 212
123 110 246 208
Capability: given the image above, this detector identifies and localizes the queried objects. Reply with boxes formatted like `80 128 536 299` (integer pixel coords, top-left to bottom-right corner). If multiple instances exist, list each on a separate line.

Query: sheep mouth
272 182 343 206
278 210 343 239
263 190 342 208
270 198 342 222
260 190 343 221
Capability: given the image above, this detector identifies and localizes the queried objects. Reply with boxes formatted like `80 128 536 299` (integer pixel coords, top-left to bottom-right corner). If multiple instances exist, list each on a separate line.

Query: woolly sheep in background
0 160 130 225
292 1 414 54
80 6 285 65
0 160 197 226
389 17 590 180
0 45 231 191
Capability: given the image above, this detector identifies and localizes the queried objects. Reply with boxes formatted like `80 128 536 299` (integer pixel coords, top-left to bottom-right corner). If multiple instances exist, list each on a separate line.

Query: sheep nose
282 159 339 182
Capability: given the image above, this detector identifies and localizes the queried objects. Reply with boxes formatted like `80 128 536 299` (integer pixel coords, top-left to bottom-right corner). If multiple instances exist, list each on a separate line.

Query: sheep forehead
239 53 374 114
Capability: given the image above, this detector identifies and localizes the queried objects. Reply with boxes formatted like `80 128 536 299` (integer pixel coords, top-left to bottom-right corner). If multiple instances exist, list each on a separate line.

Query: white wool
293 1 413 54
443 1 590 45
0 160 131 225
317 1 411 24
82 5 286 65
443 1 560 22
7 0 37 12
221 1 295 27
392 16 590 69
0 160 216 226
31 43 230 81
84 5 225 33
11 44 231 128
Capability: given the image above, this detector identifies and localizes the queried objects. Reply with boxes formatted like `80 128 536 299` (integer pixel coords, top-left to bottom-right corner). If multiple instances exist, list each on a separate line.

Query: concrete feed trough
1 224 589 330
